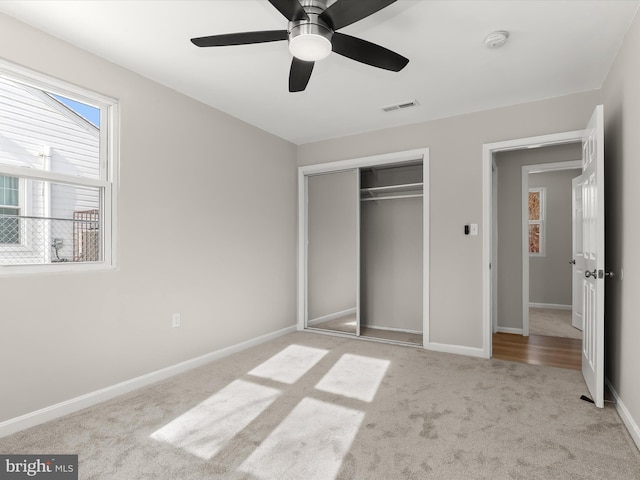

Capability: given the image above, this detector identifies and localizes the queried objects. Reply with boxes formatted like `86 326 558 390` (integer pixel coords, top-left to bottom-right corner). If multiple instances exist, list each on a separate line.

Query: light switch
469 224 478 236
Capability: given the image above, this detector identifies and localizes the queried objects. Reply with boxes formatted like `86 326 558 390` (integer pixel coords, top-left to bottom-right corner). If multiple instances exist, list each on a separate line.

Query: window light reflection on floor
248 344 328 384
238 397 365 480
149 379 281 460
315 354 390 402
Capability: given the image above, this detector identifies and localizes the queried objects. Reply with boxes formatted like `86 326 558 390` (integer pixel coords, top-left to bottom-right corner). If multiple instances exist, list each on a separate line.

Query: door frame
482 130 583 358
297 147 430 344
520 160 582 336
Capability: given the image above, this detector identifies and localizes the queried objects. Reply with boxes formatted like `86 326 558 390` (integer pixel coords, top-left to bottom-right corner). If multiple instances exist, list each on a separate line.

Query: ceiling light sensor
484 30 509 49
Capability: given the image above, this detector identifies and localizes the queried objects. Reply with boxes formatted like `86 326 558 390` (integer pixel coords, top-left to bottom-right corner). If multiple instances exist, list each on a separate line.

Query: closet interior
304 159 425 346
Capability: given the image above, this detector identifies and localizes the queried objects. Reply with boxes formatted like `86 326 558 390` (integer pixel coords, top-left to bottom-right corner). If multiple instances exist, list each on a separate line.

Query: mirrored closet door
306 169 360 336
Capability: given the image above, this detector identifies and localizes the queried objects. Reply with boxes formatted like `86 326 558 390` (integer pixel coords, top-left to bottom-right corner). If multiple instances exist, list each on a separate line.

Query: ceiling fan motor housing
288 0 333 61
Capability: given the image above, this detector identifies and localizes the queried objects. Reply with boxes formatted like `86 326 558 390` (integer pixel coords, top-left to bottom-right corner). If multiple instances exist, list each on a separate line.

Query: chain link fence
0 210 100 265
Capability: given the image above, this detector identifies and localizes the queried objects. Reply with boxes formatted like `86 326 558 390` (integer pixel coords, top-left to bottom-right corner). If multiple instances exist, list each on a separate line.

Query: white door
574 105 605 408
571 175 584 331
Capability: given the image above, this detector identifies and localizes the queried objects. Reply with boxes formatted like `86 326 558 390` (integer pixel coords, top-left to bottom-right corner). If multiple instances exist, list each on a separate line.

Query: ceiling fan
191 0 409 92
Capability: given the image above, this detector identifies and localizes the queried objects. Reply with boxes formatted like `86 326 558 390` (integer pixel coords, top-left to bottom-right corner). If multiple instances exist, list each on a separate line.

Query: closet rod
360 182 423 194
361 193 423 202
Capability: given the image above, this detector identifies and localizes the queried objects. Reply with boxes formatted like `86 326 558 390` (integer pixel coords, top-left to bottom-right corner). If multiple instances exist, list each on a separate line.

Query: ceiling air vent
382 100 419 113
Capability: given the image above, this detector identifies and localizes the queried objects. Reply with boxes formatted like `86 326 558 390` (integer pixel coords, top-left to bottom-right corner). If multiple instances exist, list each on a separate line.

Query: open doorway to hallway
492 143 582 369
484 106 606 405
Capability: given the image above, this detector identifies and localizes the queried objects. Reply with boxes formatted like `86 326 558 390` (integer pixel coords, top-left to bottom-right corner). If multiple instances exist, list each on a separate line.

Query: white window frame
528 187 546 257
0 59 118 274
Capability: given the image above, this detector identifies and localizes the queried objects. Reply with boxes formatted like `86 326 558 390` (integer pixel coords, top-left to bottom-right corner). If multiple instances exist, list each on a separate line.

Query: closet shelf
360 182 423 201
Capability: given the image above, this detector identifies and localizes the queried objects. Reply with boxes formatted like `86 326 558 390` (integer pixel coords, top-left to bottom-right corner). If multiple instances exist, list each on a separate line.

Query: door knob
585 269 598 278
569 259 576 265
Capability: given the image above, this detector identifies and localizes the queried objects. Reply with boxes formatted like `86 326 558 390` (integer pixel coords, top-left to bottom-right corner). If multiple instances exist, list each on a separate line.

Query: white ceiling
0 1 637 145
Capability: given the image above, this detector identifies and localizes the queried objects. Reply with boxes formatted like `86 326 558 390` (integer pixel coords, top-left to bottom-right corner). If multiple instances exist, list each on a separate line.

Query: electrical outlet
172 313 181 328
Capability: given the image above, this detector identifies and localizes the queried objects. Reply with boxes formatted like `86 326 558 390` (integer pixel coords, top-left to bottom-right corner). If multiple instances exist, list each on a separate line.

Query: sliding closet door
306 170 359 335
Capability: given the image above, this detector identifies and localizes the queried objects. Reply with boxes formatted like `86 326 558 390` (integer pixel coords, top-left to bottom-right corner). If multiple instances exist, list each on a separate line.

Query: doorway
481 129 585 357
491 145 583 369
491 145 582 335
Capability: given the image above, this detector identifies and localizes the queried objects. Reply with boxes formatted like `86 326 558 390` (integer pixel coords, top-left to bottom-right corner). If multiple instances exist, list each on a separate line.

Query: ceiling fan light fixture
289 33 332 61
288 17 333 62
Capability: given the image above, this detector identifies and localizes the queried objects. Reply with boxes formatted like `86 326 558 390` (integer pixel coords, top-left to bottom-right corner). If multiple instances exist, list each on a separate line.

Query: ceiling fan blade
320 0 397 30
191 30 288 47
268 0 309 21
332 33 409 72
289 57 314 92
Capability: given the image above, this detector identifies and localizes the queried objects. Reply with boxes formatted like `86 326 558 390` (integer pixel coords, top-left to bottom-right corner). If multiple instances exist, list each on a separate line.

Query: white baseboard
363 324 423 335
606 378 640 452
0 324 297 439
529 303 572 310
496 327 523 335
307 308 356 327
424 341 486 359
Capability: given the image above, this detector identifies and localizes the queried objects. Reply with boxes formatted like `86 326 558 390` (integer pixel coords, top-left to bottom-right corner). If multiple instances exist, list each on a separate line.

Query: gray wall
529 169 581 306
299 93 599 348
494 145 581 330
307 171 358 320
601 7 640 444
0 13 297 423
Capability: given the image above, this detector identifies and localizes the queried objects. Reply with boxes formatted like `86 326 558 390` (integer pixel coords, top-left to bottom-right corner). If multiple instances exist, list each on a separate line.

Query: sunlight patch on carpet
248 344 328 384
238 397 364 480
150 379 281 459
315 354 390 402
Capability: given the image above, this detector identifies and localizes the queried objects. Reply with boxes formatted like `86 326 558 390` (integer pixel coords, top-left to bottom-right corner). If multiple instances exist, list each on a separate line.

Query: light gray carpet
1 331 639 479
530 308 582 339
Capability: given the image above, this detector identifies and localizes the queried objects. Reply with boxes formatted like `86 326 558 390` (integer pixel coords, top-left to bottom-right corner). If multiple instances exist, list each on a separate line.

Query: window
0 60 118 272
0 175 20 244
528 187 545 255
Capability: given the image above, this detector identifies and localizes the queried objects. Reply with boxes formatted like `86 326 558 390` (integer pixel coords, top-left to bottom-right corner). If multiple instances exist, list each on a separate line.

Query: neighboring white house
0 75 100 264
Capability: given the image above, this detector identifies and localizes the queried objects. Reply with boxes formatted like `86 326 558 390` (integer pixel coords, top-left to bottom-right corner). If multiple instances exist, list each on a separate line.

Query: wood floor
492 332 582 370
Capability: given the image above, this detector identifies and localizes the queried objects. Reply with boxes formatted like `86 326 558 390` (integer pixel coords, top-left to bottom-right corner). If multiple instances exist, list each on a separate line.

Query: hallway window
528 187 545 255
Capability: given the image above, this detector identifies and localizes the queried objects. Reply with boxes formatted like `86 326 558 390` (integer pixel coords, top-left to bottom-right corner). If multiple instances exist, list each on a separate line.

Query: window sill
0 261 116 276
